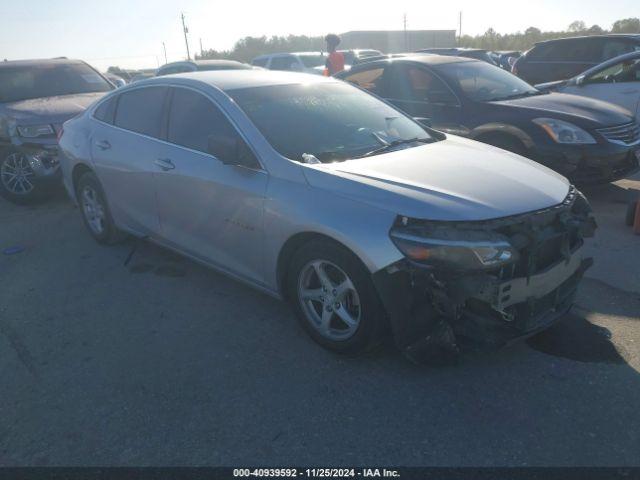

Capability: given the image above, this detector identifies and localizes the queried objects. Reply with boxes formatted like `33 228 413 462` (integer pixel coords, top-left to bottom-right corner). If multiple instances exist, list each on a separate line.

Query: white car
251 52 326 75
537 52 640 122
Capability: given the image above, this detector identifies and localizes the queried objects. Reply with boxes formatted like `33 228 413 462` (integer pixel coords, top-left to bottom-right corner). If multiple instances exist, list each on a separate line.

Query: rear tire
0 149 50 205
76 171 125 244
286 239 386 355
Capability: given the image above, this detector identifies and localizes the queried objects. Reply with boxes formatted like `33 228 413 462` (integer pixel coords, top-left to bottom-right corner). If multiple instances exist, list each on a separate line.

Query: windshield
298 55 326 68
436 61 538 102
229 82 432 162
0 62 113 103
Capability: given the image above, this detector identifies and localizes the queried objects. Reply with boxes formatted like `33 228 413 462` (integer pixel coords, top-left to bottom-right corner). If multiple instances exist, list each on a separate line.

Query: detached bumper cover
373 187 597 363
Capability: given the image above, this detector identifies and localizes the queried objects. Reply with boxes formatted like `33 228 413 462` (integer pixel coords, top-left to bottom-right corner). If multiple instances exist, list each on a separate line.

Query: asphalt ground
0 173 639 466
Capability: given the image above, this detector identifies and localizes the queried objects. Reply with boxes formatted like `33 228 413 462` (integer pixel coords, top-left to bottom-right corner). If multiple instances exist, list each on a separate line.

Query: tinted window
389 65 458 104
0 62 113 103
436 61 538 101
344 67 386 95
167 88 256 167
229 82 431 163
114 86 168 138
602 40 640 61
252 58 268 67
94 96 117 124
270 56 298 71
529 39 601 62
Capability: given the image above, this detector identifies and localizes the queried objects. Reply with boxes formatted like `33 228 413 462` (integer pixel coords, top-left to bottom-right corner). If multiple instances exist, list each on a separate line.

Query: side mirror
208 134 239 165
414 117 432 128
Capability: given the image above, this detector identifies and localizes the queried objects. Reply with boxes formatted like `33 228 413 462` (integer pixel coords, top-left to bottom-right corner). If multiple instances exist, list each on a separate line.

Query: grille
597 121 640 145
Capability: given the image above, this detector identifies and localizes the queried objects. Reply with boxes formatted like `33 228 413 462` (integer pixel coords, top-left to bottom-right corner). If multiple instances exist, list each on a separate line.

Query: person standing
324 34 345 76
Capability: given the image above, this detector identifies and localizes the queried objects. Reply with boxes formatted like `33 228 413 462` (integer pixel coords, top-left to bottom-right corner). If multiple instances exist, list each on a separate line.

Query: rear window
114 86 168 138
0 62 113 103
94 96 117 124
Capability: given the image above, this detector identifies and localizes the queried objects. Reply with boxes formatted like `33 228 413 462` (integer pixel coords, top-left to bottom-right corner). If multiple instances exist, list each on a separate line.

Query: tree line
195 18 640 64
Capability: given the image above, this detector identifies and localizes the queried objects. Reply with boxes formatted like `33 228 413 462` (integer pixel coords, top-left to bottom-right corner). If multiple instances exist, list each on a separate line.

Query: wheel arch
276 231 370 300
71 163 95 199
471 123 535 150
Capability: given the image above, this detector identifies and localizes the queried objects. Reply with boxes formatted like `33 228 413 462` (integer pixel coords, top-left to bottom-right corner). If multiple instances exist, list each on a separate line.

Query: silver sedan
58 71 596 362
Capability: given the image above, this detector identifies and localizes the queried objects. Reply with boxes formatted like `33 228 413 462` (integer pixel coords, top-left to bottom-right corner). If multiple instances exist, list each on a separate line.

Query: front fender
470 123 535 149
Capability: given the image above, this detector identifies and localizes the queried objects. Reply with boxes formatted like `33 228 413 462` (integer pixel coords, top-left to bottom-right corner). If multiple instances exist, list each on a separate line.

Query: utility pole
162 42 167 64
199 38 204 57
459 11 463 42
403 13 408 51
181 12 191 60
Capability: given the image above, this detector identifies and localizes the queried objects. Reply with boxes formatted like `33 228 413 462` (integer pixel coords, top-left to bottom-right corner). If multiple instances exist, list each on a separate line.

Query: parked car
59 70 596 362
513 34 640 85
251 52 326 74
337 55 640 184
0 58 113 203
104 72 127 88
130 72 155 83
496 51 521 70
536 51 640 122
156 59 254 76
416 48 498 65
339 49 383 67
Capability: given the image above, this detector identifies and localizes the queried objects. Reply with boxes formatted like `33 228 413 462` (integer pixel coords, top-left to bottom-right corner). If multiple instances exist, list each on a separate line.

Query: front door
153 87 268 284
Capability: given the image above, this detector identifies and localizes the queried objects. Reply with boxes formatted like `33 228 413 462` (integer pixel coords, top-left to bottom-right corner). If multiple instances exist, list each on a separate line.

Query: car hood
490 92 633 126
302 135 570 222
0 92 106 126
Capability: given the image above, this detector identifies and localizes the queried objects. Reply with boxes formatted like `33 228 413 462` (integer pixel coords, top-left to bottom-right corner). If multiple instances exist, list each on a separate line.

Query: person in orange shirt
324 34 345 76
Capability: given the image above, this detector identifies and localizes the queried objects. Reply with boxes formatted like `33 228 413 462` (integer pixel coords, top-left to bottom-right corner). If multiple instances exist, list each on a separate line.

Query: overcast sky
0 0 638 70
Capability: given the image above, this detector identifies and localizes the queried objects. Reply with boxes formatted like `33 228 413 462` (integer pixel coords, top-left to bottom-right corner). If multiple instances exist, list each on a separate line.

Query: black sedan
336 55 640 184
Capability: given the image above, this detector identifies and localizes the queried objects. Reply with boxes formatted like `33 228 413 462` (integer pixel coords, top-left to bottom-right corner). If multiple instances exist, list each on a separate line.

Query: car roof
140 69 337 92
0 58 86 68
535 34 640 45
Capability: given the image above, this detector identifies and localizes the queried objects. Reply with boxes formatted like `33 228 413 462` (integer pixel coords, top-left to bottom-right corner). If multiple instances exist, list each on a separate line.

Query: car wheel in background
481 135 528 157
0 149 45 205
76 171 125 244
287 239 386 354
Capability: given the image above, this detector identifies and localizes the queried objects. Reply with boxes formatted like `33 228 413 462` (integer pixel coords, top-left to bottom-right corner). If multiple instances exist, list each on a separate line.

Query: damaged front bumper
373 186 597 363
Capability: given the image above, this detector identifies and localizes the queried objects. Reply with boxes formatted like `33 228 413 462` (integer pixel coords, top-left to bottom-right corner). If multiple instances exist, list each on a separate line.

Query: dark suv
514 35 640 85
0 59 113 204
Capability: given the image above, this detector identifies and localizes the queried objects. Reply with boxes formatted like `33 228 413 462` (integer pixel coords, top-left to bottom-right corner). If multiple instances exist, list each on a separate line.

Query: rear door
90 86 169 235
154 86 268 284
385 63 465 134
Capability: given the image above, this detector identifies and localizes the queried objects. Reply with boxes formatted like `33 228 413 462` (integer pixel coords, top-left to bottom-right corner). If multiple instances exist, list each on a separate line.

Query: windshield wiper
356 137 433 159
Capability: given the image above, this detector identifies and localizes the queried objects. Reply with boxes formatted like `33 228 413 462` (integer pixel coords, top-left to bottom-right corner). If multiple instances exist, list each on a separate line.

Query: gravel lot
1 174 639 466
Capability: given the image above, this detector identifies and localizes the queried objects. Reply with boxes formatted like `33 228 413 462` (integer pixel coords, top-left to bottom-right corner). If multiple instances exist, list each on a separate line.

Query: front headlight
390 228 518 271
533 118 596 144
17 124 55 138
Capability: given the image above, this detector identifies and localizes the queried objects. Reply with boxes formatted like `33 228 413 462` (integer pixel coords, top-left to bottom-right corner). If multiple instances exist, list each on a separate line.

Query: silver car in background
58 71 596 362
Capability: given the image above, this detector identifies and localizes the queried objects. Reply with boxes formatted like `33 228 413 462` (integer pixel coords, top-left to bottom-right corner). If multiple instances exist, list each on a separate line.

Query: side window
588 58 640 84
554 39 601 62
167 88 258 167
390 65 457 105
252 58 268 67
344 67 386 95
602 40 637 61
94 96 117 124
114 86 168 138
270 56 297 71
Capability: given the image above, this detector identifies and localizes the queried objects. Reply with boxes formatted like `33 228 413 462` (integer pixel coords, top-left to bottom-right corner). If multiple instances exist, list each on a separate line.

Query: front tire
286 240 386 354
0 149 48 205
76 171 124 244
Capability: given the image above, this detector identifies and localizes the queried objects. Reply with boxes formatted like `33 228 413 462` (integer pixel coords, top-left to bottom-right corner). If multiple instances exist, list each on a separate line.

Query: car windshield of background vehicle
229 82 432 162
437 61 540 102
589 58 640 83
0 63 113 103
299 55 326 68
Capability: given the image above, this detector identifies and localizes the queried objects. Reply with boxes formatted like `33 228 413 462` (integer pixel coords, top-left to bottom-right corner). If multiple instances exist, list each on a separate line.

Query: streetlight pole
162 42 168 64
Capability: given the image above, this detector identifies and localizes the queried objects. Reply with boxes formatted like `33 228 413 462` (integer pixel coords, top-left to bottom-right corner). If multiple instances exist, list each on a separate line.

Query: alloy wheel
297 260 362 341
81 185 106 235
1 153 35 195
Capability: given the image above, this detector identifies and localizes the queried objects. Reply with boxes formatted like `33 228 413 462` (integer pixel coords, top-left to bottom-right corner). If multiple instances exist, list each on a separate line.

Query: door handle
96 140 111 150
154 158 175 171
